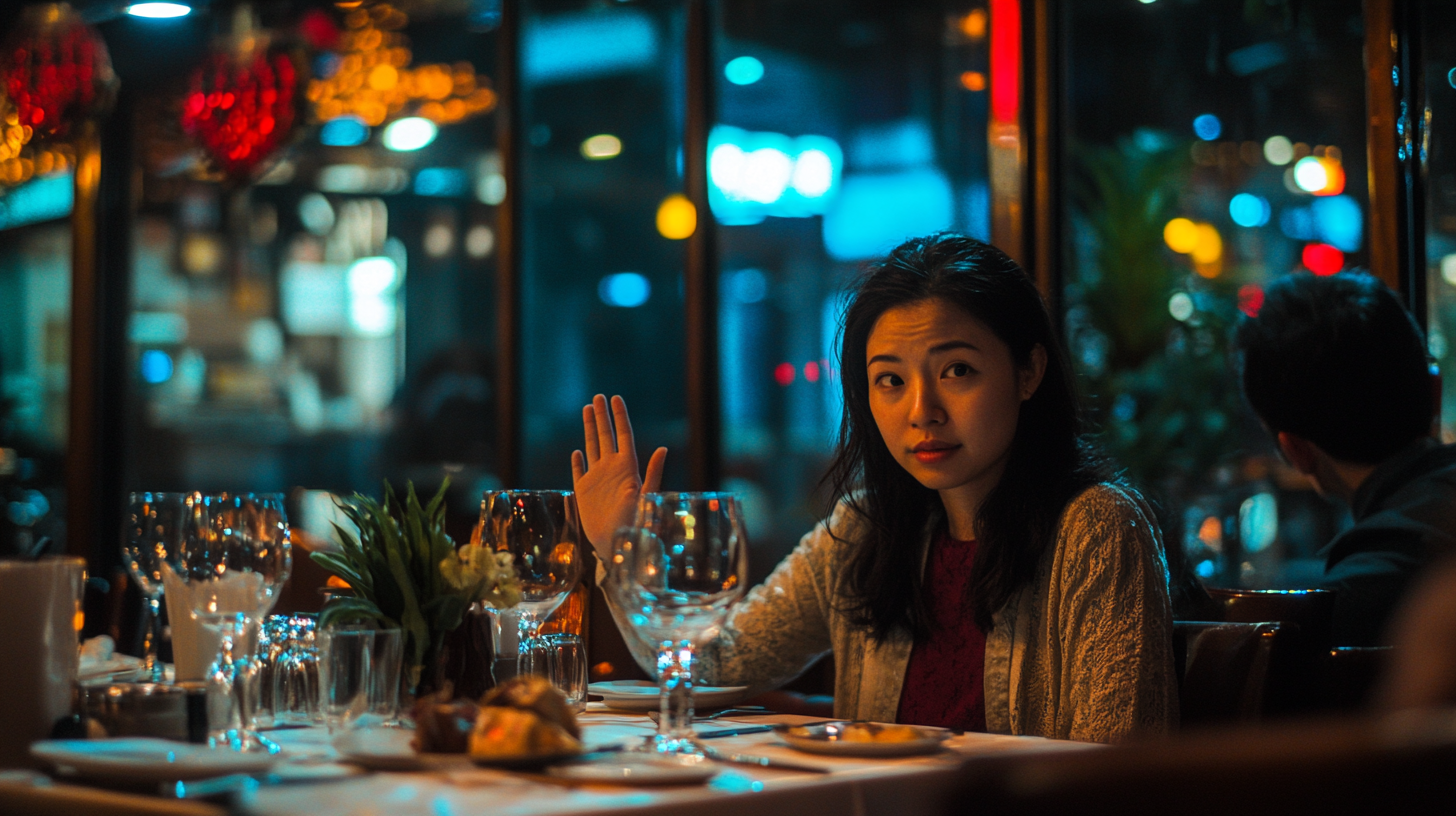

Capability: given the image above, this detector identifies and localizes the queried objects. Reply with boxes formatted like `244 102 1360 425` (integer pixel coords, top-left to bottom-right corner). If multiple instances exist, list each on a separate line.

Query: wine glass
123 492 191 683
478 490 583 682
167 492 291 752
610 492 749 754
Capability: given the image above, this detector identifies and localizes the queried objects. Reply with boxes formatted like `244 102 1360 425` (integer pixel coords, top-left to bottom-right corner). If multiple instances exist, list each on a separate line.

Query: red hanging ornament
181 19 301 181
1 3 116 142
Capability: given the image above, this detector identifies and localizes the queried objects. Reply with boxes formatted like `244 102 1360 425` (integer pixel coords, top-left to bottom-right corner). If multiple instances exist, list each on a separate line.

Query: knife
700 745 831 774
696 725 774 739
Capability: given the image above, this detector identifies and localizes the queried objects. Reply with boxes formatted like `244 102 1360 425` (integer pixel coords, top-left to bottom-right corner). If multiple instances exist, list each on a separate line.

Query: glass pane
718 0 992 578
0 210 71 558
518 0 688 490
1062 0 1369 590
1423 4 1456 440
122 3 500 543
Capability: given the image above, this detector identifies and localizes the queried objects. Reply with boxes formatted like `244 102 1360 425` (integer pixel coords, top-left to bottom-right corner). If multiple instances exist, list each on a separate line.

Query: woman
572 234 1177 742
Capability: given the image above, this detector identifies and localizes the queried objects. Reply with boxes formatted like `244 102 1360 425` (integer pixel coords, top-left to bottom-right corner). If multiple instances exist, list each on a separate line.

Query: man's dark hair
1234 272 1432 464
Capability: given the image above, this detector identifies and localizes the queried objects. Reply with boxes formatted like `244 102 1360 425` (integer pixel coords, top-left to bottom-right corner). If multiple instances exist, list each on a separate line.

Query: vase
414 605 496 701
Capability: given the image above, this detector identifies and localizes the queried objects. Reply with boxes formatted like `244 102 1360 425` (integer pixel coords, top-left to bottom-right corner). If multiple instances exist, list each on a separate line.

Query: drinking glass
123 492 191 683
611 492 749 754
167 492 291 752
521 633 587 711
478 490 583 682
319 627 404 733
259 614 321 727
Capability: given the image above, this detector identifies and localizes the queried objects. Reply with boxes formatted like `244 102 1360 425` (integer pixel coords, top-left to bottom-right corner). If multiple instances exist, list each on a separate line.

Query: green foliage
310 479 520 691
1069 135 1248 500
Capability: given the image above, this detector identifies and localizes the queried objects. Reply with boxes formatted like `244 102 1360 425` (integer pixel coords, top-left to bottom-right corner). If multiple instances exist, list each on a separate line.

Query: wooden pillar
495 0 523 488
684 0 720 491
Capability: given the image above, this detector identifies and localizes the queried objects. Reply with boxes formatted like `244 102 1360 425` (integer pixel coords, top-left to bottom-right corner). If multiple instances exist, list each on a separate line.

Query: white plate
547 753 717 785
773 721 951 757
31 738 279 781
588 680 750 712
333 729 472 772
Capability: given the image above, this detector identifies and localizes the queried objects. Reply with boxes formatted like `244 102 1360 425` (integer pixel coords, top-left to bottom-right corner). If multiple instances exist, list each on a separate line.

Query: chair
1321 646 1394 711
1208 587 1337 716
1173 621 1283 727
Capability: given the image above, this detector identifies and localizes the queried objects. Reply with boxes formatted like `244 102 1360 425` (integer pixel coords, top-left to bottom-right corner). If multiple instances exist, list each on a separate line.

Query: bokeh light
1168 292 1194 322
959 71 986 91
959 9 988 39
1163 217 1199 253
319 115 369 146
1293 156 1327 192
656 193 696 239
1229 193 1270 228
598 272 651 307
724 56 765 85
1192 113 1221 141
1302 243 1344 275
382 117 437 151
1238 284 1265 317
1263 135 1294 165
774 362 796 386
580 133 622 159
126 3 192 18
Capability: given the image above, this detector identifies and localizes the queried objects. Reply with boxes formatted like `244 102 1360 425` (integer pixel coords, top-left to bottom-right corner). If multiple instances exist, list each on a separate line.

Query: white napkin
160 563 267 681
77 635 146 681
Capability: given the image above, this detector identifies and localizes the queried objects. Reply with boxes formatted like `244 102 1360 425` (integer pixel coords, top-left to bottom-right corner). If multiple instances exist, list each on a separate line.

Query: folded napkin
161 564 267 682
76 636 147 682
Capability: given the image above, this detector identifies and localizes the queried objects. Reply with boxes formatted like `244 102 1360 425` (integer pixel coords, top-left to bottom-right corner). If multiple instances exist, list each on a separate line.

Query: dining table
2 707 1098 816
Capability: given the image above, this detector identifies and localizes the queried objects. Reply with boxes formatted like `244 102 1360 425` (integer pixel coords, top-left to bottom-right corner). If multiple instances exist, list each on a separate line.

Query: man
1234 271 1456 646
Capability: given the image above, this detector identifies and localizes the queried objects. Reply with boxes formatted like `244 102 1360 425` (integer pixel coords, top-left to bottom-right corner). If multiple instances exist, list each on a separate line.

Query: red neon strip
990 0 1021 124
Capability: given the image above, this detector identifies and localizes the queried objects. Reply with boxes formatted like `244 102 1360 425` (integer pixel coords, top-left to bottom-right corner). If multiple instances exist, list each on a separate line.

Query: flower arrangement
312 480 521 691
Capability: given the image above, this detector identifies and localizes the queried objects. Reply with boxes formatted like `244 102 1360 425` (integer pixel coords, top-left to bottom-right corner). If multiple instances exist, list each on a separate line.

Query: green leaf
308 551 367 588
317 596 387 629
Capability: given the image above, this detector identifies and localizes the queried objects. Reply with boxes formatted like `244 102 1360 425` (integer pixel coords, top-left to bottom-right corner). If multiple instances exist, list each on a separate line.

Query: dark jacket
1322 438 1456 646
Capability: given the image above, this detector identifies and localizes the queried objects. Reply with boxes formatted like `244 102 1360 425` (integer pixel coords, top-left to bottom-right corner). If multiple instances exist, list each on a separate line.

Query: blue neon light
707 125 842 225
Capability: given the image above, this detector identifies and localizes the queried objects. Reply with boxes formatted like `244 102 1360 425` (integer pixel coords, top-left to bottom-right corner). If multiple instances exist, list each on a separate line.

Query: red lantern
181 40 299 180
0 3 116 141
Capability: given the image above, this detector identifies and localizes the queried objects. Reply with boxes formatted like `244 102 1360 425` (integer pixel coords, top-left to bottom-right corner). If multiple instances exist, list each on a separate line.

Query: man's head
1235 272 1432 467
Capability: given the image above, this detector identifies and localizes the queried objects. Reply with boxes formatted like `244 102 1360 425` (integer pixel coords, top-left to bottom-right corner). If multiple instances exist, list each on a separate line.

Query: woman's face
865 298 1045 494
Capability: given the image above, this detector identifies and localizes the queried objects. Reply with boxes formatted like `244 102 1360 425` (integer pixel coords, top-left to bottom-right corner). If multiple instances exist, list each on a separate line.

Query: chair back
1208 587 1336 715
1173 621 1282 726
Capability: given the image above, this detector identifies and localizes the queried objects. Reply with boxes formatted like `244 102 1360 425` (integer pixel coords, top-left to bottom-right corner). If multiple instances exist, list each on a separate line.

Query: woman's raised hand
570 394 668 556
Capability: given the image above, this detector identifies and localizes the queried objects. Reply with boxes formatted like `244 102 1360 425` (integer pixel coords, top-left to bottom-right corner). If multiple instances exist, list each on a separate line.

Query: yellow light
581 134 622 160
656 193 696 240
367 64 398 91
960 9 987 40
1191 223 1223 265
959 71 986 92
1163 218 1199 254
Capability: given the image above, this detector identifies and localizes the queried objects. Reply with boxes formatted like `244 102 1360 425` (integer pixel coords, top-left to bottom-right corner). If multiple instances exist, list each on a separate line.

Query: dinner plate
546 753 718 786
587 680 750 712
772 721 952 757
31 738 279 781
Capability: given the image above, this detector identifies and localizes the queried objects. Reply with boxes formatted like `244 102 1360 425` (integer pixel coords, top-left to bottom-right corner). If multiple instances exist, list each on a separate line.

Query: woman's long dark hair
827 233 1111 638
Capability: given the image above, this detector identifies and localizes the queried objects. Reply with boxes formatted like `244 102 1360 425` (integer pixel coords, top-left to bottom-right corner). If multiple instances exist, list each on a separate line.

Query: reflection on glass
0 222 69 560
1063 0 1367 592
716 1 992 578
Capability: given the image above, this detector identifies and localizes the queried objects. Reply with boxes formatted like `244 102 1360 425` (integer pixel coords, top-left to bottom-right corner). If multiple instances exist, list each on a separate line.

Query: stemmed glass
167 492 291 752
610 492 749 755
478 490 583 682
123 492 191 683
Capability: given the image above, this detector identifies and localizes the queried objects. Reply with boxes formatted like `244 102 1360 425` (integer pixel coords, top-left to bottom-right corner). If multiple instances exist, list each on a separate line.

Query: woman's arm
1056 486 1179 742
570 394 667 557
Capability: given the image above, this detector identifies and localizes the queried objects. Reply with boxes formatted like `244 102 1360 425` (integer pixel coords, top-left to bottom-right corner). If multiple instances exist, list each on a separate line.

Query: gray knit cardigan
603 483 1179 743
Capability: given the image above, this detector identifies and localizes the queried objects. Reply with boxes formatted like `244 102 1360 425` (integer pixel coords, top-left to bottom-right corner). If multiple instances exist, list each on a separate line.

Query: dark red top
895 533 987 732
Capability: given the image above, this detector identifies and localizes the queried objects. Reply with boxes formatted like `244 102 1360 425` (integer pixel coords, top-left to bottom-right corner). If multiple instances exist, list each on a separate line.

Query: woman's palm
570 394 667 555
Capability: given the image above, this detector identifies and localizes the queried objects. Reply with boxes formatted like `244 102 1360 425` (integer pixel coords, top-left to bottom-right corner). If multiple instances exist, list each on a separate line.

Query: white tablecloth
244 709 1095 816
